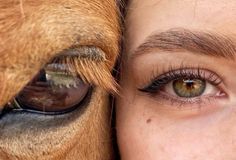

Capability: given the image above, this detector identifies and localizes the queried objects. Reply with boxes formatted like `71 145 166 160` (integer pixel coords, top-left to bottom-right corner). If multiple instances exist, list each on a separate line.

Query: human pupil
173 78 206 98
184 80 196 89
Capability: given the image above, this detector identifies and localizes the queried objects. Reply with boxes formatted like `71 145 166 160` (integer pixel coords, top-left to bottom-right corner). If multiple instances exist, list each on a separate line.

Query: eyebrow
131 28 236 60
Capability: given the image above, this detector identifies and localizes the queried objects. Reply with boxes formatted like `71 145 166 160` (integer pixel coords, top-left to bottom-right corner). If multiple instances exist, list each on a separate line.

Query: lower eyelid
142 89 228 111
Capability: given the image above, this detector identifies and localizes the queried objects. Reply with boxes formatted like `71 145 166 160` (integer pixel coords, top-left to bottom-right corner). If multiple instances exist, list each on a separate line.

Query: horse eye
9 63 90 115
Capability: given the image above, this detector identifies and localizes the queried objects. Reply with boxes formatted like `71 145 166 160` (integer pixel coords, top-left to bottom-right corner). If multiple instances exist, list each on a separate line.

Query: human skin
0 0 120 159
116 0 236 159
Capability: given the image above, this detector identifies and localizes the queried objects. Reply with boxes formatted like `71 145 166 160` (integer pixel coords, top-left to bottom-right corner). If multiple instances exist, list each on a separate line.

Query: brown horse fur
0 0 121 159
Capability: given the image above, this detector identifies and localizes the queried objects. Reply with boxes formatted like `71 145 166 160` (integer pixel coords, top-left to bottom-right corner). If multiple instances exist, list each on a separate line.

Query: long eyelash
45 47 118 93
139 67 222 93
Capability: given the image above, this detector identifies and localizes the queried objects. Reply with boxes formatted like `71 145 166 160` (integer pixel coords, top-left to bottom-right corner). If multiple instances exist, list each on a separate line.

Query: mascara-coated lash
139 68 222 93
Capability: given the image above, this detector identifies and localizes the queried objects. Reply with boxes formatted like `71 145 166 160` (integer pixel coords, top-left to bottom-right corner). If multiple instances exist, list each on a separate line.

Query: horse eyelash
46 46 118 93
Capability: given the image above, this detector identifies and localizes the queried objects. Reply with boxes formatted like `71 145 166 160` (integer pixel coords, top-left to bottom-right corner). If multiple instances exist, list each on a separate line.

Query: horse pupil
38 70 47 82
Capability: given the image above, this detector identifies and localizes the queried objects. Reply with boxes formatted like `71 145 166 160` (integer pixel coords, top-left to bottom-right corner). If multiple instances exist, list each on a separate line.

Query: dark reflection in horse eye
15 63 90 113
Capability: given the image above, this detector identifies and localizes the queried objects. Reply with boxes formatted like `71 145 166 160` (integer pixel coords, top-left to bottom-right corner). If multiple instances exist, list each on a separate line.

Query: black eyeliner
139 67 222 94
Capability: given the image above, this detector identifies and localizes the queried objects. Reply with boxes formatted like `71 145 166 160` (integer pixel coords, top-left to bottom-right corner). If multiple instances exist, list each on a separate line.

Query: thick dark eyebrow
131 28 236 60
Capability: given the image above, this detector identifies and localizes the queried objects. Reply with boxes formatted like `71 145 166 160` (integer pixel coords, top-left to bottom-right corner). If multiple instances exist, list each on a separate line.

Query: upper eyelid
45 46 117 92
157 68 221 83
53 46 106 62
139 68 223 92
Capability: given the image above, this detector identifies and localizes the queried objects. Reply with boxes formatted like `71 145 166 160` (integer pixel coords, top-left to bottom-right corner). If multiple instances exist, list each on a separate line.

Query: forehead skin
0 0 120 107
126 0 236 55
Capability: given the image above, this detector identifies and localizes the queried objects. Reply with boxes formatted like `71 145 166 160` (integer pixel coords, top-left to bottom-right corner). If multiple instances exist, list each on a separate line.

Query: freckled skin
146 119 152 124
0 0 120 159
117 0 236 160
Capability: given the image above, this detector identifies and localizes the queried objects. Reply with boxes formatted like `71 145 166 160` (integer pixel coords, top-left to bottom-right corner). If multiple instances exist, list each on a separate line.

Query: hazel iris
173 79 206 98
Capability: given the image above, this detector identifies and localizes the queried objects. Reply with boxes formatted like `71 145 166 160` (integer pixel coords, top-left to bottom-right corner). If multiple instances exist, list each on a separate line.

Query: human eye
139 67 227 109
